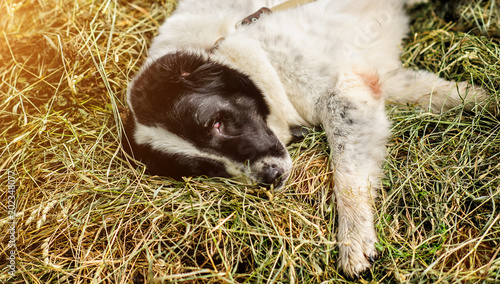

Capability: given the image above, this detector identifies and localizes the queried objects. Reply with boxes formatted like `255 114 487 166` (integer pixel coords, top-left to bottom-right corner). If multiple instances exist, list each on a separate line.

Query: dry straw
0 0 499 283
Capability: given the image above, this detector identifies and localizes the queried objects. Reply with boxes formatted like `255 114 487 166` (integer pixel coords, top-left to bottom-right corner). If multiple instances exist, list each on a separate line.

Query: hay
0 0 499 282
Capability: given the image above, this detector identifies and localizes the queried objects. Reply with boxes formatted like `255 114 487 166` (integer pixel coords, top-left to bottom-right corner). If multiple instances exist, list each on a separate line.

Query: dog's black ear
128 57 186 103
126 52 214 125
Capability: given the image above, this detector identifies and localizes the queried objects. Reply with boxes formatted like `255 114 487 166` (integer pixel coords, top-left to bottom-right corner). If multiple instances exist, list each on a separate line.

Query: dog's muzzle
249 156 292 190
262 164 286 188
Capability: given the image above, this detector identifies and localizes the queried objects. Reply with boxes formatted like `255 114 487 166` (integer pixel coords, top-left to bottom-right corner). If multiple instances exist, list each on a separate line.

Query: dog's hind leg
384 68 493 114
317 71 391 278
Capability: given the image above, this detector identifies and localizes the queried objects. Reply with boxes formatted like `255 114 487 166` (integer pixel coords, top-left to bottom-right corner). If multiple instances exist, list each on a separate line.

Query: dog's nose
263 164 284 187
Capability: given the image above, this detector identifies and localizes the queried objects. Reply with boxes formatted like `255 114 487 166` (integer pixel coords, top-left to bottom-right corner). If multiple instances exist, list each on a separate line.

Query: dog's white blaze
134 123 245 177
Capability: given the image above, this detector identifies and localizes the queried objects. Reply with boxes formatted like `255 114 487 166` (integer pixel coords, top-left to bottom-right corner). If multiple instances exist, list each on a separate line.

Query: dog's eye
213 121 222 132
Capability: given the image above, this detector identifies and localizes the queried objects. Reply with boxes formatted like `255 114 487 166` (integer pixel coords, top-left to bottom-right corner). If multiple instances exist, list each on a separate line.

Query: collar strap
209 0 317 53
271 0 317 12
238 0 317 26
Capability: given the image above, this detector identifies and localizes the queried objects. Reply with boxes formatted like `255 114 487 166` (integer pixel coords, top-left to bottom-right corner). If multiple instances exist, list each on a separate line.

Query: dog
121 0 489 278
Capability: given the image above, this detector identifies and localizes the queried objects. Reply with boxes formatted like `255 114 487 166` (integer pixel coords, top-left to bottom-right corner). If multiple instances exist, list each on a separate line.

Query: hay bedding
0 0 499 282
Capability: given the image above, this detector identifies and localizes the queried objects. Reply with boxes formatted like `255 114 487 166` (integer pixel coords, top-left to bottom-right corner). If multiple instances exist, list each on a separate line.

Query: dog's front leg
317 71 390 278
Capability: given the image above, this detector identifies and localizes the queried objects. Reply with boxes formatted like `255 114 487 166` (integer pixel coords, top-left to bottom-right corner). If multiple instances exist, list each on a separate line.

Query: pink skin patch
353 68 382 99
360 72 383 99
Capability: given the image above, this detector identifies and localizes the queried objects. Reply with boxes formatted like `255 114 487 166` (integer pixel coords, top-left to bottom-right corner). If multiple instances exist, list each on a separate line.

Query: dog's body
123 0 487 277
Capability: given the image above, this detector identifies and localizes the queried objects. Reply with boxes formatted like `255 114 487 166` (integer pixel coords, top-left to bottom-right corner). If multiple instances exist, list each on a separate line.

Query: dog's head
122 52 291 189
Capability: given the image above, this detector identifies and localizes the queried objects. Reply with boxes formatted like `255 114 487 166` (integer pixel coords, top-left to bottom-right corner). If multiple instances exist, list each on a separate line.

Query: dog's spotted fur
122 0 489 277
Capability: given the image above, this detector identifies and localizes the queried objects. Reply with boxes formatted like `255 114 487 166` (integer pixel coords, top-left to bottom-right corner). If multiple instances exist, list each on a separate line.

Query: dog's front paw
337 233 378 279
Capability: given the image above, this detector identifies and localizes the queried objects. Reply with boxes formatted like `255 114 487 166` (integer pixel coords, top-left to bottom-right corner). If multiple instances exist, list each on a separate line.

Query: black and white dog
122 0 488 277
